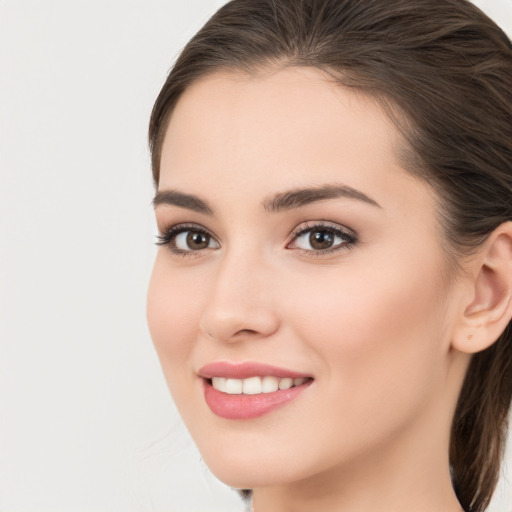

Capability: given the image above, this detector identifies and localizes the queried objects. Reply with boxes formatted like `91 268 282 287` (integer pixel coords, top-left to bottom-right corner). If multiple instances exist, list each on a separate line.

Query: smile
199 362 313 419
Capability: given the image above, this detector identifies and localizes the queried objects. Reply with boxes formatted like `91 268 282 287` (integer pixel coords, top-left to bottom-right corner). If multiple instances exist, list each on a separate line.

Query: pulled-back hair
148 1 512 510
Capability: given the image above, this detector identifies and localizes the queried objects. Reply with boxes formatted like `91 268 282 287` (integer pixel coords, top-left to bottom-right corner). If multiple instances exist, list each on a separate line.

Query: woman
146 1 512 511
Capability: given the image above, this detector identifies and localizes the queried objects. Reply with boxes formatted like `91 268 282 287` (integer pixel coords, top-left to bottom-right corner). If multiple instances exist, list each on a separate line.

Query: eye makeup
156 220 358 258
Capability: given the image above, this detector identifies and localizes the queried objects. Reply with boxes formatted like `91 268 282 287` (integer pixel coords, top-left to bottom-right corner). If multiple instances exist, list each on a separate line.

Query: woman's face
147 67 464 489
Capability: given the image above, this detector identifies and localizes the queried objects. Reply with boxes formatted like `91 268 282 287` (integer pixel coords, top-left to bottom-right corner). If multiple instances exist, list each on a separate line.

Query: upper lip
198 361 312 380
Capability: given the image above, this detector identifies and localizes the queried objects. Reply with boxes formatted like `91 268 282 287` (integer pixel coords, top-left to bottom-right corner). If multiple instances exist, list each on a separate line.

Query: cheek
146 255 203 384
284 257 449 416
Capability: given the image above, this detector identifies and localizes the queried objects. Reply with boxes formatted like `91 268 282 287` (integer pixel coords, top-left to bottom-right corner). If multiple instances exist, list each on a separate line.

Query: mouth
198 362 314 420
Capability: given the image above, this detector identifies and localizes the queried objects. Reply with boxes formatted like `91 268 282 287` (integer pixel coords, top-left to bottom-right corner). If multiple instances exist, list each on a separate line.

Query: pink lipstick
199 361 313 420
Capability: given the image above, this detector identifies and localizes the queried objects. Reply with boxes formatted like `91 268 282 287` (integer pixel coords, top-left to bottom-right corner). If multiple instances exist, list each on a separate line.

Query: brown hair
148 1 512 510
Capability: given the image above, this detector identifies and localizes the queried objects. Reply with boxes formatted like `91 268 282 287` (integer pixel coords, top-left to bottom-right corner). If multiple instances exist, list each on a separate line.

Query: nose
199 250 280 343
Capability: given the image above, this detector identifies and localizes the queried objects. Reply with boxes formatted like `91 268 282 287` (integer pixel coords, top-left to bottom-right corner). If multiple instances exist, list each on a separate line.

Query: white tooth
278 377 293 390
293 377 307 387
243 377 262 395
212 377 226 392
225 378 243 394
262 376 279 393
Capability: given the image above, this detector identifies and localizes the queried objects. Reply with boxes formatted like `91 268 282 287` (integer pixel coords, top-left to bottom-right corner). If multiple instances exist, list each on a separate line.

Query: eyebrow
262 184 381 212
152 183 380 214
152 189 214 215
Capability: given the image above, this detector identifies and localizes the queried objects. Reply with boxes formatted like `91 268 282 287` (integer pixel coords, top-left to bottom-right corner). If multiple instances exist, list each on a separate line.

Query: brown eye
185 231 211 250
173 229 219 251
289 224 357 253
156 226 220 254
309 230 335 250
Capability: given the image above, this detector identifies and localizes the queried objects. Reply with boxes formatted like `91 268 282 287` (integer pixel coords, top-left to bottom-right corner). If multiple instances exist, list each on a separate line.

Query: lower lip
203 380 312 420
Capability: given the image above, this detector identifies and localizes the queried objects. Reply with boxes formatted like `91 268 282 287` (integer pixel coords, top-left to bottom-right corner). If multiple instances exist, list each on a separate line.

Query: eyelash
156 223 216 257
156 222 358 257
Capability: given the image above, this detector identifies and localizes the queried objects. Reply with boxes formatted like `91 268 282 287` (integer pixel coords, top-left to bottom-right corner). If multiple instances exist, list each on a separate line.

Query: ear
451 221 512 354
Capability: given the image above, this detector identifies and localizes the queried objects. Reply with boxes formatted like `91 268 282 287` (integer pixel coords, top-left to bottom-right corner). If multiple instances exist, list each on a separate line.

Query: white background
1 1 511 511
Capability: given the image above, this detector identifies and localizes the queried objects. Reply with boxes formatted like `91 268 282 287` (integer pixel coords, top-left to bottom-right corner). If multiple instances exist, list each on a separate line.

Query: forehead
159 66 428 213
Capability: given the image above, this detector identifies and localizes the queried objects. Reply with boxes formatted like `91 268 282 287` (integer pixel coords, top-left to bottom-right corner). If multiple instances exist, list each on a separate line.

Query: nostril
234 329 258 336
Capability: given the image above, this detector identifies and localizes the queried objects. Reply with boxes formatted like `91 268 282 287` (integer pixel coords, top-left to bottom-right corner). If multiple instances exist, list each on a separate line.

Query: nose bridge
199 243 279 342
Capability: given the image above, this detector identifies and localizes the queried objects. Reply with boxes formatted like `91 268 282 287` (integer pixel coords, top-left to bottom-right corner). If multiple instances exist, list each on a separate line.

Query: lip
198 361 312 380
198 361 313 420
202 379 312 419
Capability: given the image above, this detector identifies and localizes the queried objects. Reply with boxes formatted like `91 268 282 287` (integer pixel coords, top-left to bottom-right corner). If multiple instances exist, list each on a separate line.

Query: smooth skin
147 67 512 512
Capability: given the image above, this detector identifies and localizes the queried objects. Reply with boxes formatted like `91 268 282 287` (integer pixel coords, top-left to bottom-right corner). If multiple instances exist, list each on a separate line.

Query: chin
210 468 296 491
197 444 303 489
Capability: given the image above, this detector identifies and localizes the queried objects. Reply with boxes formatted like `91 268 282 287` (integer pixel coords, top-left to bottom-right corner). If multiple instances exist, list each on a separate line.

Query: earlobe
452 222 512 354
